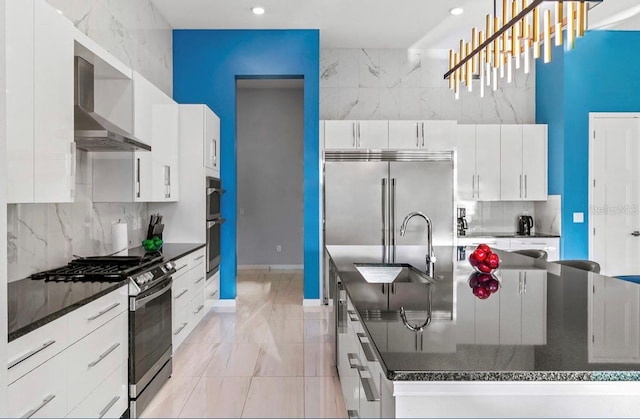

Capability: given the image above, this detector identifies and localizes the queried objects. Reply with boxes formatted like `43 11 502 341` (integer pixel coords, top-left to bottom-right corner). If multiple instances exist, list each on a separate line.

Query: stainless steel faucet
400 211 436 278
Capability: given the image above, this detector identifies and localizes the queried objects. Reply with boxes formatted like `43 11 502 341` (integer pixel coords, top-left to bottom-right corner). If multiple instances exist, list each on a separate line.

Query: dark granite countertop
8 279 126 342
326 245 640 381
127 243 205 262
458 232 561 238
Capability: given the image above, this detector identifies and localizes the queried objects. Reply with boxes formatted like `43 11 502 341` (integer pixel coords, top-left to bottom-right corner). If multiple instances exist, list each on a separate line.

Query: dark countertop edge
458 233 561 239
8 281 126 343
387 370 640 382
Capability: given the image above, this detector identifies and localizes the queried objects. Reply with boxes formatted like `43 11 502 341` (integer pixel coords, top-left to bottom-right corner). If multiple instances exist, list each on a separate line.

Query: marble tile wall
458 200 536 235
320 48 535 123
535 195 562 235
7 150 148 283
45 0 173 95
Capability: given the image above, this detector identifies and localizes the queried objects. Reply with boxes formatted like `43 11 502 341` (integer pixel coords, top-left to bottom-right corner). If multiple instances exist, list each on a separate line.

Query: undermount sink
354 263 432 284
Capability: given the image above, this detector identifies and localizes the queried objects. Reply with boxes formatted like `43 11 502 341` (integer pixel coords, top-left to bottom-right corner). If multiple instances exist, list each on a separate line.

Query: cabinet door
474 289 500 344
499 270 522 345
388 121 420 149
151 102 179 202
34 0 75 203
358 121 389 149
6 0 35 203
475 125 501 201
521 270 547 345
325 121 357 149
500 125 524 201
423 120 456 151
454 125 476 200
204 107 220 172
134 152 152 202
522 125 548 200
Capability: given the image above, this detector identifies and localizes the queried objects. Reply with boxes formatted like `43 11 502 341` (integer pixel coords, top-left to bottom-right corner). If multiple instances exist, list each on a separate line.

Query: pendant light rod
443 0 601 80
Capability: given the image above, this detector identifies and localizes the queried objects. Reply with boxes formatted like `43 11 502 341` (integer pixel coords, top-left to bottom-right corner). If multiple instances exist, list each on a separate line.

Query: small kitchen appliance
457 207 469 236
518 215 534 236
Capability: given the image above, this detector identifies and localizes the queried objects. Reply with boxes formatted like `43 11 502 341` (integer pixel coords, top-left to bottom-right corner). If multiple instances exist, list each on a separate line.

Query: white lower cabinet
8 352 68 418
67 366 127 419
457 237 560 261
205 271 221 307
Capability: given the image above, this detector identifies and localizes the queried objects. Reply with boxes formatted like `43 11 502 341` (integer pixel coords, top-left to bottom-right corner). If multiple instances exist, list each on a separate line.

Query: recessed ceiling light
251 6 265 15
449 7 464 16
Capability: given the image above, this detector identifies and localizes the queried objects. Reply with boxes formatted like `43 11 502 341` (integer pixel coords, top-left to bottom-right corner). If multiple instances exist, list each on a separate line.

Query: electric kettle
518 215 533 236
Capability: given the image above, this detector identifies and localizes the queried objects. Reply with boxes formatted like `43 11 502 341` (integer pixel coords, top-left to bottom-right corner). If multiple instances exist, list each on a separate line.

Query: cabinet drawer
8 352 68 418
8 314 68 384
190 267 206 297
67 311 127 411
173 255 190 277
173 273 191 312
189 292 206 332
67 365 127 419
205 272 220 301
190 248 206 267
172 305 190 351
67 285 127 344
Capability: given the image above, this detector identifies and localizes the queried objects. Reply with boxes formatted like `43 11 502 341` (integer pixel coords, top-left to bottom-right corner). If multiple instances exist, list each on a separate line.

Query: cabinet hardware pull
213 139 217 166
347 352 359 369
357 365 381 402
136 158 141 198
352 123 356 147
477 175 480 198
421 122 425 147
472 175 475 198
347 410 360 419
524 174 528 198
357 332 378 362
174 322 188 335
8 340 56 369
176 264 188 271
175 289 188 300
209 290 219 298
207 187 226 195
347 309 358 322
357 123 361 147
21 394 55 418
194 305 205 315
632 231 640 237
88 342 120 368
523 272 527 294
194 255 205 261
194 276 204 285
519 175 523 198
99 396 120 419
87 302 121 321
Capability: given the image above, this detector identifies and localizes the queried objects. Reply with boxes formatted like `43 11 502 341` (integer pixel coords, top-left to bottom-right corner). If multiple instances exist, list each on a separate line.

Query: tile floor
141 269 347 418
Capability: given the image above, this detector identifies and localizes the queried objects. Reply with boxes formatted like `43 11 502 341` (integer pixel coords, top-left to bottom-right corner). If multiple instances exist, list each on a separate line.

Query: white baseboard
212 299 236 312
303 299 321 307
237 264 304 270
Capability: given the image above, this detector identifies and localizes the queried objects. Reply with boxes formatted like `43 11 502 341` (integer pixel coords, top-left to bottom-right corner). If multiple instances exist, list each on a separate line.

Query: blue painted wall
536 31 640 259
173 30 320 299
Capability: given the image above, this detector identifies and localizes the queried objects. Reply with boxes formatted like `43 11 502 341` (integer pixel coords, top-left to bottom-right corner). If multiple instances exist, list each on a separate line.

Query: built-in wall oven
206 177 225 277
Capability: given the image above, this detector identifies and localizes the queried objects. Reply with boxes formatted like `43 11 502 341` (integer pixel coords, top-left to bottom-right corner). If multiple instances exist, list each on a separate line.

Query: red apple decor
468 243 500 274
468 272 501 300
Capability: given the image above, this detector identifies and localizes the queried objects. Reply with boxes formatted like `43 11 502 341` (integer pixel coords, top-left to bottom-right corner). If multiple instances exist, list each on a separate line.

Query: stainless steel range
32 252 176 418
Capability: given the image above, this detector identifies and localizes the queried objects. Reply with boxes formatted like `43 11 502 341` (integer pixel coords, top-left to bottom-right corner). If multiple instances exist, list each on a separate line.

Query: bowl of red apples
468 243 500 274
468 272 500 299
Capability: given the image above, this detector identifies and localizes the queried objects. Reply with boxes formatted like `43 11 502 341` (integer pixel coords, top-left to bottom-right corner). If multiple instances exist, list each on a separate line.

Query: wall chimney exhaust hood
74 56 151 152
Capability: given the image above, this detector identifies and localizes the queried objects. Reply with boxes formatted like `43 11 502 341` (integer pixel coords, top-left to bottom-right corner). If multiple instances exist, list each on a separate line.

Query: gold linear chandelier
444 0 602 99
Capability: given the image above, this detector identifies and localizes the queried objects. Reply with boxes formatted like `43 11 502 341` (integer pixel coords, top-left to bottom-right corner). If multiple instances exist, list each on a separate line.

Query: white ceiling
152 0 640 49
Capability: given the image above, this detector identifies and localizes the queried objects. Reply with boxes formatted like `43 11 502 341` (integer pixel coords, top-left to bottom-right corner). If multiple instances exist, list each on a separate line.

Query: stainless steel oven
207 218 224 276
129 277 173 418
207 177 224 220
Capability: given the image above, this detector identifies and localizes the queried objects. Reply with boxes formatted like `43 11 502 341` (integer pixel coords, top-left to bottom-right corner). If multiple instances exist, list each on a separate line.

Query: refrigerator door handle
381 178 387 253
391 178 397 261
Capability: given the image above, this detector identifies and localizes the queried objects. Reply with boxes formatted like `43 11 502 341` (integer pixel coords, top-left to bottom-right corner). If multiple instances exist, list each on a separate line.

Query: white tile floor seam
141 269 347 418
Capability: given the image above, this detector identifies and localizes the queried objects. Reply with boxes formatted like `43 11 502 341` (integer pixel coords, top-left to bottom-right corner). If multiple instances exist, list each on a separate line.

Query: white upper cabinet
7 0 76 203
204 107 221 175
455 125 501 201
454 125 477 201
376 120 458 150
500 124 548 201
324 121 389 149
389 121 421 149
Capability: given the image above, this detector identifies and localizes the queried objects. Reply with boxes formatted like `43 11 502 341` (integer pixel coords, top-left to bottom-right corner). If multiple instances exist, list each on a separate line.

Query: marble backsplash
458 200 537 235
535 195 562 236
45 0 173 96
320 48 534 123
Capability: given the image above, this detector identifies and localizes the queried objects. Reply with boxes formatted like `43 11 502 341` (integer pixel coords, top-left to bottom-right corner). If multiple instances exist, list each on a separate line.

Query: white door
388 121 420 149
500 125 524 201
454 125 476 201
591 116 640 276
590 276 640 363
521 270 547 345
475 125 501 201
325 121 356 149
498 269 522 345
358 121 388 149
522 124 548 200
423 120 456 151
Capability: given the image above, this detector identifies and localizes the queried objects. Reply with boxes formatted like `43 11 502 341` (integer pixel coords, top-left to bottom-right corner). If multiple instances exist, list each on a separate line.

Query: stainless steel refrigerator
323 150 456 301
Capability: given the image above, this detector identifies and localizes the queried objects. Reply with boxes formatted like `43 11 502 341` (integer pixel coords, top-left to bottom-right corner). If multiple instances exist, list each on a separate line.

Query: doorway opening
235 78 304 306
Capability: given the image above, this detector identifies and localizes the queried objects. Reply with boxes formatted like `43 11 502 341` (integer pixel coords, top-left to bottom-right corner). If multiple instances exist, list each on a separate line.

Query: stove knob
166 262 173 270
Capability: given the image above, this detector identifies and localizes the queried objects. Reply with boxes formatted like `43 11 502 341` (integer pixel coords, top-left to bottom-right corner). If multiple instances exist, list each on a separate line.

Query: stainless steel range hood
74 56 151 152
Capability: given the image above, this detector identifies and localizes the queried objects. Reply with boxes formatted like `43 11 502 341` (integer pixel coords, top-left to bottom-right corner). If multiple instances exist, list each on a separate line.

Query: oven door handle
207 219 226 228
132 282 172 311
207 188 226 195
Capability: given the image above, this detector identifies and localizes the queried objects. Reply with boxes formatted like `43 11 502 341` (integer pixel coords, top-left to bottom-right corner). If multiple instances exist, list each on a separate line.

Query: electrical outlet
136 216 142 230
276 245 282 253
132 217 138 230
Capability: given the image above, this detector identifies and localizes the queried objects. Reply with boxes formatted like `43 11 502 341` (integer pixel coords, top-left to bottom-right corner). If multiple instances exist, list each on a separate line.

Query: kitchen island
326 245 640 418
